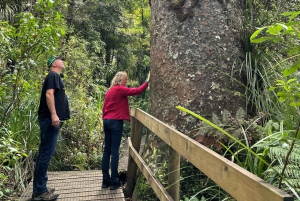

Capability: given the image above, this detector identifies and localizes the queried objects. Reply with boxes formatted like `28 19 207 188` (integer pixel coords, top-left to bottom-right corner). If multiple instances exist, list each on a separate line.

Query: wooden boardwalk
20 170 125 201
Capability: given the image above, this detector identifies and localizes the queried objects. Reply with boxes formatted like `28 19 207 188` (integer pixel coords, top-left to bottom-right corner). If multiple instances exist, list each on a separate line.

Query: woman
101 71 150 190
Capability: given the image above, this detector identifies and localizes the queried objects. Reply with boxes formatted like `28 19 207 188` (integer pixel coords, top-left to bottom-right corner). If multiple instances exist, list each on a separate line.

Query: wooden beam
124 115 143 198
128 138 174 201
168 147 180 201
131 108 293 201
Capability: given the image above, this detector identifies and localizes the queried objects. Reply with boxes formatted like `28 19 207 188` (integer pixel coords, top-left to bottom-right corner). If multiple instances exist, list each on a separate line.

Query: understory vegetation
1 0 300 200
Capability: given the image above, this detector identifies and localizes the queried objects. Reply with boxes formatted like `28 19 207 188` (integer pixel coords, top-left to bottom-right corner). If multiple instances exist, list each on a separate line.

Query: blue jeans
33 118 61 194
102 119 123 183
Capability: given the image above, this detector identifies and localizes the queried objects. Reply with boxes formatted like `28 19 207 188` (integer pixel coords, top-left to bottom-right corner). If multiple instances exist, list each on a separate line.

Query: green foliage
179 162 230 201
134 176 159 201
176 106 300 198
270 78 300 107
0 0 150 198
250 11 300 78
0 0 67 127
250 9 300 194
67 0 151 86
0 131 28 198
0 0 23 22
241 0 299 118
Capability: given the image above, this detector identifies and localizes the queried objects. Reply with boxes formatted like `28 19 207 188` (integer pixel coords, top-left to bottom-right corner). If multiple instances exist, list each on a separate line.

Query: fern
178 106 300 198
262 138 300 194
269 146 290 161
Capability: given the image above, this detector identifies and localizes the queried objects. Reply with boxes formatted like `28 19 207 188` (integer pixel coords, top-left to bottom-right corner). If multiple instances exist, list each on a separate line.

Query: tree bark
149 0 245 134
134 0 246 200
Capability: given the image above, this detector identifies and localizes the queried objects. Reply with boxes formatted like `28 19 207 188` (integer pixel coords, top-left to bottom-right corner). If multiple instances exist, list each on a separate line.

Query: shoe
32 191 59 201
110 181 122 190
32 187 55 199
101 180 111 188
47 187 55 193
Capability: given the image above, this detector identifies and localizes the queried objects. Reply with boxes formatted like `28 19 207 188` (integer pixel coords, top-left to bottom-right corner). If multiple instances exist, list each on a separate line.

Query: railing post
168 147 180 201
124 111 143 198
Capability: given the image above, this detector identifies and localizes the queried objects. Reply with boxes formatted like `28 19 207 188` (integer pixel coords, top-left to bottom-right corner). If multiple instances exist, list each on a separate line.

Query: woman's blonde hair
110 71 127 88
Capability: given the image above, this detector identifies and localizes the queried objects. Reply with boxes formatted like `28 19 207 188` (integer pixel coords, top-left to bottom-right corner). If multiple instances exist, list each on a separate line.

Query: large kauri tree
135 0 247 200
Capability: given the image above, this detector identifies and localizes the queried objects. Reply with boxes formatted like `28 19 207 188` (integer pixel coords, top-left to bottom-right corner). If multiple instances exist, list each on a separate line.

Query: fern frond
288 148 300 165
265 164 300 179
269 146 289 161
221 109 231 124
236 107 246 120
282 178 300 189
212 113 222 126
282 165 300 178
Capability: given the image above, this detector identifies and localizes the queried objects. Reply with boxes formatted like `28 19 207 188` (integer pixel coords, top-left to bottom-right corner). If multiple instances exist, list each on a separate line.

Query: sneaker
110 181 122 190
32 187 55 199
101 180 111 188
47 187 55 193
32 191 59 201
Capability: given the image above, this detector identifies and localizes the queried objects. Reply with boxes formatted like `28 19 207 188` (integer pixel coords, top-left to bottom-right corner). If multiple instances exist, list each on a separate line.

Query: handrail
125 108 294 201
127 138 174 201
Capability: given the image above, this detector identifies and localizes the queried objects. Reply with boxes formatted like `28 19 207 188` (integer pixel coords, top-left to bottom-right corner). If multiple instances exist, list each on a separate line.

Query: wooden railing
124 108 294 201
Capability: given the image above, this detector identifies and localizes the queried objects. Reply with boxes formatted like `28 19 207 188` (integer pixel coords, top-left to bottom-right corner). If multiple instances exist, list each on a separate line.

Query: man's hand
51 113 60 127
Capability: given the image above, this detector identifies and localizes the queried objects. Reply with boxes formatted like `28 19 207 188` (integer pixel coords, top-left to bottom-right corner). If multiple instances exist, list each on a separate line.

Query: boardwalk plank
19 170 125 201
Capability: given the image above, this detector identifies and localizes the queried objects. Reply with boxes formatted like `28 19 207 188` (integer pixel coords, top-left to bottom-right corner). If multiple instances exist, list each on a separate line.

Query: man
32 56 70 201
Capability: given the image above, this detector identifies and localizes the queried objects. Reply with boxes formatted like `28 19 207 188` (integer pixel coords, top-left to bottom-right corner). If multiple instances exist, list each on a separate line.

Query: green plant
249 10 300 196
134 175 159 201
267 79 300 193
0 0 67 127
178 162 231 201
0 131 28 199
240 0 298 121
176 106 300 198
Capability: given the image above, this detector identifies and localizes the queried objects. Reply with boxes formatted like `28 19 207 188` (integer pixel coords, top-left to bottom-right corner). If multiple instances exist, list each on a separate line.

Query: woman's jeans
33 118 61 194
102 119 123 183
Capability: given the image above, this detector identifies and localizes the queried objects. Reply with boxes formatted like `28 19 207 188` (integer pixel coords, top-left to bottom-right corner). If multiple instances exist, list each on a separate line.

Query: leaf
287 78 297 84
281 30 295 35
250 27 266 41
283 61 300 77
290 102 300 106
285 21 298 26
277 91 289 97
8 147 17 152
266 24 285 35
251 37 276 43
283 11 300 21
22 152 28 157
269 86 276 91
279 96 286 102
287 47 300 56
276 80 286 85
272 38 283 43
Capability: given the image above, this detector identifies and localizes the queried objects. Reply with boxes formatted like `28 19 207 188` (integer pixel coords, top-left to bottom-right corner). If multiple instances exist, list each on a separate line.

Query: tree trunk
134 0 246 200
149 0 246 134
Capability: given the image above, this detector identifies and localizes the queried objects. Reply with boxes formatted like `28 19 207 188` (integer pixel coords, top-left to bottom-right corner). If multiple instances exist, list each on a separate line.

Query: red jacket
102 82 148 121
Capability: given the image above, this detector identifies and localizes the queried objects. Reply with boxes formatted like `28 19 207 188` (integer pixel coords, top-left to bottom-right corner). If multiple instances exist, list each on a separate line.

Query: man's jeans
102 119 123 183
33 118 61 194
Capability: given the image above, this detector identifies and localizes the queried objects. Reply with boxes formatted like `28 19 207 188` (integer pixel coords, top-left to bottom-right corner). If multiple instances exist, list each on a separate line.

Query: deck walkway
20 170 125 201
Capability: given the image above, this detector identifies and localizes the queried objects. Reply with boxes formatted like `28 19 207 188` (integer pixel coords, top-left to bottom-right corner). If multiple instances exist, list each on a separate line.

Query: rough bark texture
134 0 246 200
149 0 245 135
